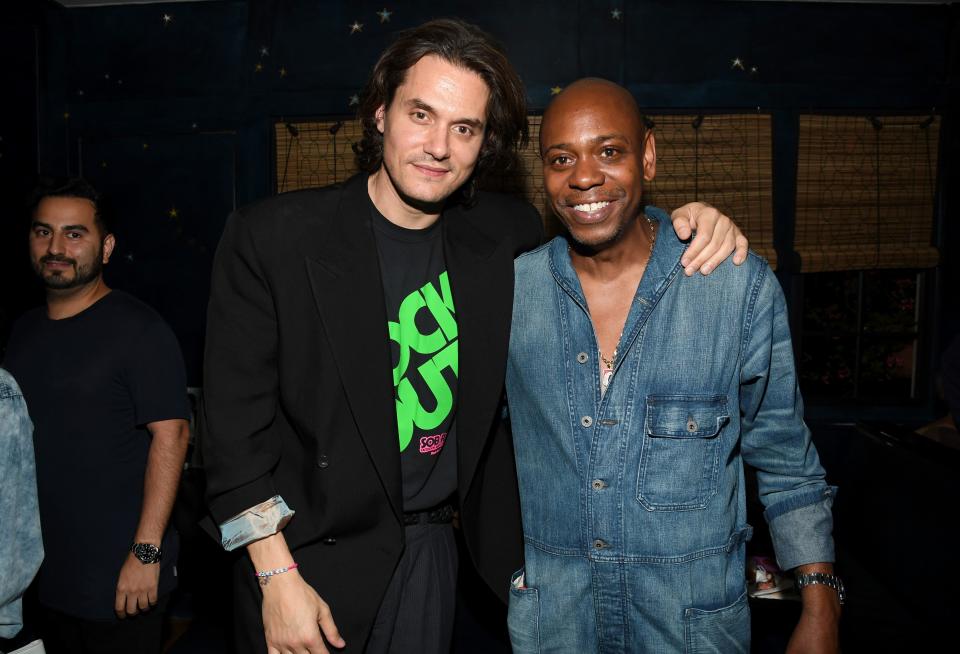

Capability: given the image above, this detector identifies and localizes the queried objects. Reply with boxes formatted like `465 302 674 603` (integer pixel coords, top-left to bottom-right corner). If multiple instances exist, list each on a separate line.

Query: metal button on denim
591 479 607 490
317 455 329 469
686 418 698 432
577 352 589 364
581 416 593 428
593 539 608 549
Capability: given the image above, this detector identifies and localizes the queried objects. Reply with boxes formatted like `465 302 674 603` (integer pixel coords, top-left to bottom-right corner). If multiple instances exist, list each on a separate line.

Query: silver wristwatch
795 572 845 605
131 542 162 564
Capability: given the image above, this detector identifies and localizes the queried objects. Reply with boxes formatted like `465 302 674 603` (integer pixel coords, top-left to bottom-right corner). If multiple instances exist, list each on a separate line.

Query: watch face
132 543 161 563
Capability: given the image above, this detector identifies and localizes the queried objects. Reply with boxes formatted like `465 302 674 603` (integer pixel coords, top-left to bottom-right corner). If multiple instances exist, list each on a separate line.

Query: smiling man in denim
505 78 841 653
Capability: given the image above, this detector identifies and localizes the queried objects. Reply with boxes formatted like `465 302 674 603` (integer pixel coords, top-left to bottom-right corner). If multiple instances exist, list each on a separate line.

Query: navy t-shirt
3 291 189 621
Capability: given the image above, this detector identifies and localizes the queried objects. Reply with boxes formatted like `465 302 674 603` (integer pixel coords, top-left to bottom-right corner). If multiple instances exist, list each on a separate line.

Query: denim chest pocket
637 395 729 511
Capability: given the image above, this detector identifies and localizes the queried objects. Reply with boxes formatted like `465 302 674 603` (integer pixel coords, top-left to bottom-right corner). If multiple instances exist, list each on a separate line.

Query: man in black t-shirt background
3 178 190 654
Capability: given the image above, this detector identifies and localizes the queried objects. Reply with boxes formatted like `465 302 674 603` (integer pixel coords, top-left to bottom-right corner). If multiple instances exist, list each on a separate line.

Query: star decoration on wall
142 142 149 150
104 73 111 80
191 122 198 130
259 45 269 57
611 8 623 20
125 253 135 262
731 58 744 70
350 21 363 34
161 13 173 26
348 94 360 106
750 66 758 75
279 66 288 78
550 86 563 95
377 8 392 23
254 62 264 73
168 207 179 219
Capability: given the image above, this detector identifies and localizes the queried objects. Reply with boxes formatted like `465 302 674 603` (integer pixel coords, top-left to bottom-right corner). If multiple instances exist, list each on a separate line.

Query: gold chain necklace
598 215 656 393
600 350 616 369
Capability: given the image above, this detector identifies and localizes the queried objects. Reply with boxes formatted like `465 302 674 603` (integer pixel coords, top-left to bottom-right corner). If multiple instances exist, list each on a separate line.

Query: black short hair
353 19 528 204
27 177 112 237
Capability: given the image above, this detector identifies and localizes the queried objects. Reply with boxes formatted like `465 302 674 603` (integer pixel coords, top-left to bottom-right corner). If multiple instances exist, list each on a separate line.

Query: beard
34 248 104 290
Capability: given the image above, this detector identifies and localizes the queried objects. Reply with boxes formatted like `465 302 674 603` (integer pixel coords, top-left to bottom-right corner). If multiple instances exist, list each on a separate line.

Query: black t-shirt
371 202 459 512
3 291 189 621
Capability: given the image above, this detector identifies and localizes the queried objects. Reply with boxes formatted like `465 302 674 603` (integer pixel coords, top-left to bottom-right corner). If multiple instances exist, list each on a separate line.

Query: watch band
795 572 845 605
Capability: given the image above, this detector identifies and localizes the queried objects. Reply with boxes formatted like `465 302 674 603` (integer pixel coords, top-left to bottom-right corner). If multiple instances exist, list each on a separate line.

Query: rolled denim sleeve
218 495 295 551
0 371 43 639
739 267 835 571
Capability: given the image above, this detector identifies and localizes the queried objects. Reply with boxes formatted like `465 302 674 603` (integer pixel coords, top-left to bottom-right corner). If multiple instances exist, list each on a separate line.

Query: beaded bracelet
254 562 299 581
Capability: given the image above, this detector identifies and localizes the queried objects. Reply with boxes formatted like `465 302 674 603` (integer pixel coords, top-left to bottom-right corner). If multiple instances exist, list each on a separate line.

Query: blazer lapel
443 205 514 498
303 175 403 521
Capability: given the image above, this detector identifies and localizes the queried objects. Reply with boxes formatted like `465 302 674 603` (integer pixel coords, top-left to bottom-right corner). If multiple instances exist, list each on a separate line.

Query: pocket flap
646 395 729 438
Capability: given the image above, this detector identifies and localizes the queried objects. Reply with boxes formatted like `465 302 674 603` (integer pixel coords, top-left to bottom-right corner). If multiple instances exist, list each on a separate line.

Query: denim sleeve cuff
218 495 295 551
0 604 24 639
764 485 837 570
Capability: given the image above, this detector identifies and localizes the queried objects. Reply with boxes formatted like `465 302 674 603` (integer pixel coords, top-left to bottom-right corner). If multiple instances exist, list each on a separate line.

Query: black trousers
232 523 458 653
37 596 169 654
364 522 458 654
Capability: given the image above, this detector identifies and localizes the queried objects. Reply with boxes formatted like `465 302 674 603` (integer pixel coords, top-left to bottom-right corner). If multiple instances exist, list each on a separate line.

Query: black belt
402 503 455 526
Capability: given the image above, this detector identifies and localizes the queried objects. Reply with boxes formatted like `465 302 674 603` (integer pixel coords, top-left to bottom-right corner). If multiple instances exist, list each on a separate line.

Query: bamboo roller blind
276 113 776 266
795 115 940 272
645 114 774 266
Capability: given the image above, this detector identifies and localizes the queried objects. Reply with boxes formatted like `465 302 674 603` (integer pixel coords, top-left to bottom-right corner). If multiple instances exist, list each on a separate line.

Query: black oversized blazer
201 173 543 650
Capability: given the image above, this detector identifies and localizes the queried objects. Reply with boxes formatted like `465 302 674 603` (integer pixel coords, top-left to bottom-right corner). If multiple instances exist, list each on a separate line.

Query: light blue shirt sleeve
218 495 296 551
0 369 43 639
739 270 836 571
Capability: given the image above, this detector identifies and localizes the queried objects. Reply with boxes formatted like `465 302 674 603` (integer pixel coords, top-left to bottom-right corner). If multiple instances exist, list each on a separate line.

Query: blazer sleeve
202 210 285 527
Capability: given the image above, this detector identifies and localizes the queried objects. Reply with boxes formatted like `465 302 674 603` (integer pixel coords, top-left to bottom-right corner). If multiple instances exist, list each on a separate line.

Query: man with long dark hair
202 19 747 654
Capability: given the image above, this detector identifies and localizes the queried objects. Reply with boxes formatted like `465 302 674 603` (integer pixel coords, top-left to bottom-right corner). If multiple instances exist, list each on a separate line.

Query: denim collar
547 205 687 309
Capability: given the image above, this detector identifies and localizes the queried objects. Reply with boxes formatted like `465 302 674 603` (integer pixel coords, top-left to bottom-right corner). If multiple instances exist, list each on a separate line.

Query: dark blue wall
2 0 957 387
0 4 42 347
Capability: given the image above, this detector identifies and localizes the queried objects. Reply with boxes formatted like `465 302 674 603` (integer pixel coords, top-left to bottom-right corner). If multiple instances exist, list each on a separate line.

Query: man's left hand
671 202 749 276
114 552 160 618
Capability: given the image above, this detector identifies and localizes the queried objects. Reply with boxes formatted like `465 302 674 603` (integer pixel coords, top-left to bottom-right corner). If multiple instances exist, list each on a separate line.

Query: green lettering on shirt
388 271 458 451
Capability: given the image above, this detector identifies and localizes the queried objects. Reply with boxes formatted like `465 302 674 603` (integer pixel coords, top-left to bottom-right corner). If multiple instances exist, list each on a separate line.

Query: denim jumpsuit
505 207 835 653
